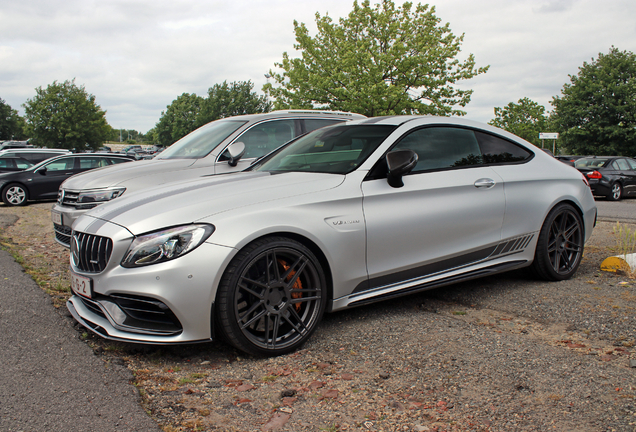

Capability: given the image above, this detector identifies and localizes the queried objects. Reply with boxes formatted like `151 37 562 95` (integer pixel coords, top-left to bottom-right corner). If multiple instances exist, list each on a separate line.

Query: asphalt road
0 214 160 431
595 197 636 223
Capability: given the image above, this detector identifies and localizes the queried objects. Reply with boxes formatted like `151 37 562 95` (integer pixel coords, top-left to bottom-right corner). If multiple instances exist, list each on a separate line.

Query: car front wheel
2 183 28 206
531 203 584 281
608 182 622 201
216 236 327 356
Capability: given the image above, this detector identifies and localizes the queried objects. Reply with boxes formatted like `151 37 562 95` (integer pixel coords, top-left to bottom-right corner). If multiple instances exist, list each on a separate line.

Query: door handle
474 178 496 189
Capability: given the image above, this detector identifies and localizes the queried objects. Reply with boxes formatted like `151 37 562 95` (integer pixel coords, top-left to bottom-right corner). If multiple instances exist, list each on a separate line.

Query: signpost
539 132 559 154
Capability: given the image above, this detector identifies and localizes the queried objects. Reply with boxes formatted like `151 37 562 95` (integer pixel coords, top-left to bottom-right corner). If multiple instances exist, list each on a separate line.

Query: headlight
76 187 126 209
121 224 215 268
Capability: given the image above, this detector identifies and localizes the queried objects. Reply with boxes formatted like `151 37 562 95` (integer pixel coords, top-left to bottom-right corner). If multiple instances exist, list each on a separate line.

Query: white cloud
1 0 635 132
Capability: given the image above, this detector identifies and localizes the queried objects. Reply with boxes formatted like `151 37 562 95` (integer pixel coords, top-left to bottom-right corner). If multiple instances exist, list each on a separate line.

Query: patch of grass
452 311 467 315
261 375 277 382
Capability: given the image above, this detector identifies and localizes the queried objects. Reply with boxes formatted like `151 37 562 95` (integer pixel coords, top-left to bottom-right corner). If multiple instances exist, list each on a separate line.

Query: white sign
539 132 559 139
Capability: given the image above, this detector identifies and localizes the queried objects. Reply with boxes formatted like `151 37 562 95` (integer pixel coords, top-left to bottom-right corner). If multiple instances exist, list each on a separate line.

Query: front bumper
68 231 237 344
52 202 91 247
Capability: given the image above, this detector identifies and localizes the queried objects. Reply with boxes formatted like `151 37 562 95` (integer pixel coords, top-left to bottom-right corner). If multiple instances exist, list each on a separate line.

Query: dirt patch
1 202 635 432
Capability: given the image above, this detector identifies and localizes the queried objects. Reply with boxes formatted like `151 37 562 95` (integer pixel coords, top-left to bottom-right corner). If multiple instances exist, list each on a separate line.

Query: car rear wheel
2 183 28 206
531 203 583 281
608 183 622 201
216 236 327 356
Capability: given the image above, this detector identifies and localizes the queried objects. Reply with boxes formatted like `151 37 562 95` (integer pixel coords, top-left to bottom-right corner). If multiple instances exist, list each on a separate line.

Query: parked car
555 155 587 166
0 156 34 173
0 153 134 206
66 116 596 356
0 140 32 150
0 148 71 164
52 110 366 247
574 156 636 200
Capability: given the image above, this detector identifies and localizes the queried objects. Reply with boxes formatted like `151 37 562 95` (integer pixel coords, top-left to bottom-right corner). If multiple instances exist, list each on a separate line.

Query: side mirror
36 166 48 175
386 149 418 188
227 141 246 167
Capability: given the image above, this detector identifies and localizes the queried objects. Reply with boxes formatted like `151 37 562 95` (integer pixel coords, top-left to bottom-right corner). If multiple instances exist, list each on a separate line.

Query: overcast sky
1 0 635 133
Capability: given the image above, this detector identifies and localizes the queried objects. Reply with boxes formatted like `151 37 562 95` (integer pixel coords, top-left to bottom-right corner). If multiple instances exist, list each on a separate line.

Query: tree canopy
488 98 548 147
23 79 111 150
550 47 636 156
154 80 271 147
155 93 205 147
0 98 26 140
263 0 488 117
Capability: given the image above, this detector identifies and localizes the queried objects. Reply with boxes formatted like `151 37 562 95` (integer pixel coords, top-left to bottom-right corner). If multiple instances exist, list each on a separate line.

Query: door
361 126 505 290
29 157 79 199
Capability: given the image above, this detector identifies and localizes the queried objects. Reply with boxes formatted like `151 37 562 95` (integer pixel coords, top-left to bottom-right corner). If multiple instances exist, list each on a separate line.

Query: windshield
575 157 609 168
251 124 396 174
156 120 247 159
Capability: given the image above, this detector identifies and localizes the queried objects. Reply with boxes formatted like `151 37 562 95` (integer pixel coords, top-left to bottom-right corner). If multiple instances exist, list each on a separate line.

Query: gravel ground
0 203 635 432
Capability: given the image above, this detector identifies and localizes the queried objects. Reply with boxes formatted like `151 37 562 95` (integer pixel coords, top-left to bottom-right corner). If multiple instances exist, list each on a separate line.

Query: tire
531 203 584 281
608 183 622 201
2 183 28 206
216 236 327 356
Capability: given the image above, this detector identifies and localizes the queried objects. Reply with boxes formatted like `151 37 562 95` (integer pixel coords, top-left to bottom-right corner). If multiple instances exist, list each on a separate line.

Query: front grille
53 223 72 247
71 231 113 273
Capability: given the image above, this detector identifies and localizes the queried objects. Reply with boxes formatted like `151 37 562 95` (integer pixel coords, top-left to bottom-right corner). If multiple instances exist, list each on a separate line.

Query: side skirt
342 260 528 309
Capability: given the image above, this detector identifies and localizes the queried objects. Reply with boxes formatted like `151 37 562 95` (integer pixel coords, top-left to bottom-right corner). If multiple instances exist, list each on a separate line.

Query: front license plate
51 210 62 225
70 271 92 299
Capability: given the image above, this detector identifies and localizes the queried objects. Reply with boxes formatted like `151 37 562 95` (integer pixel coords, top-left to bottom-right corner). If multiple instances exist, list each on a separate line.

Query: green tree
550 47 636 156
154 81 271 146
489 98 548 146
263 0 488 117
154 93 204 147
0 98 26 140
23 79 111 150
197 80 271 126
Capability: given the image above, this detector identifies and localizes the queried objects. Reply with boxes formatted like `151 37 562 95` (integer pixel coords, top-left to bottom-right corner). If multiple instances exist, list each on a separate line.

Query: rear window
575 158 609 168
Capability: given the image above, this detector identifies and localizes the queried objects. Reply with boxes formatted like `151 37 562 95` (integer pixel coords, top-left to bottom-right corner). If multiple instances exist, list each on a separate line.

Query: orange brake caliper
278 259 302 311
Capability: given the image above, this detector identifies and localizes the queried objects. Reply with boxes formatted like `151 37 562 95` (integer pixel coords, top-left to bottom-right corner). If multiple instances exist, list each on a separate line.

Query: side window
303 119 344 134
611 161 621 170
626 159 636 170
78 158 103 169
0 159 11 168
474 131 532 164
393 127 482 173
616 159 630 170
15 159 32 169
44 157 75 171
222 120 296 160
108 157 129 165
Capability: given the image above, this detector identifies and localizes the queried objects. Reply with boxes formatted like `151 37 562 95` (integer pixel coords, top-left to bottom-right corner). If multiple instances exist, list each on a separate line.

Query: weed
261 375 277 382
452 311 467 315
614 222 636 257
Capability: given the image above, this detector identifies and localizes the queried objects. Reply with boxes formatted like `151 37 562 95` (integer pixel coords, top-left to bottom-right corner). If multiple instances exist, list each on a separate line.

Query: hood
83 171 344 235
60 159 196 190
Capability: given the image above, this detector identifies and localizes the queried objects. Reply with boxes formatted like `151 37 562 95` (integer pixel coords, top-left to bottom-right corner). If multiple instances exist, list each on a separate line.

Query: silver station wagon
67 116 596 356
52 110 365 247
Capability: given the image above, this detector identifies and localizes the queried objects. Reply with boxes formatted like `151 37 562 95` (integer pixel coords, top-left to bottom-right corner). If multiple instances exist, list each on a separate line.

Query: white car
67 116 596 356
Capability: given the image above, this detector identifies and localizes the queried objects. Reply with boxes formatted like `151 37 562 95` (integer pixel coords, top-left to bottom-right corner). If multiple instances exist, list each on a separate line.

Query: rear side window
616 159 630 170
108 157 130 165
474 131 532 164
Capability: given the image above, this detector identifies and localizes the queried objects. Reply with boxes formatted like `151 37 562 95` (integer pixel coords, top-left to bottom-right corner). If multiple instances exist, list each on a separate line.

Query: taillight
586 171 602 179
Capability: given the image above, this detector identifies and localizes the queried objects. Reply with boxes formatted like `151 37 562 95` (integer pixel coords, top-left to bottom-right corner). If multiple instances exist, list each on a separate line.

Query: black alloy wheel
608 182 622 201
531 203 584 281
216 237 327 356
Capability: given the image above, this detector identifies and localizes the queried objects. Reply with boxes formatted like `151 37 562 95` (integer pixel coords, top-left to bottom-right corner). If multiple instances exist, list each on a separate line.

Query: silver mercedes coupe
67 116 597 356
